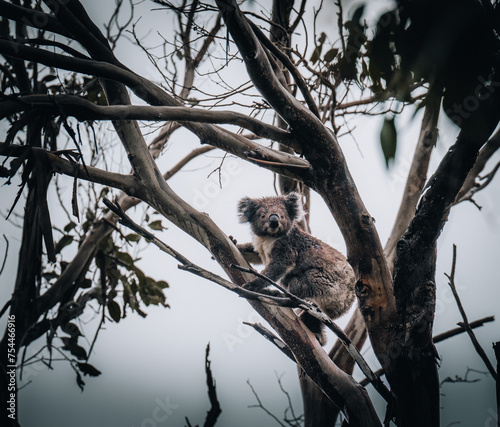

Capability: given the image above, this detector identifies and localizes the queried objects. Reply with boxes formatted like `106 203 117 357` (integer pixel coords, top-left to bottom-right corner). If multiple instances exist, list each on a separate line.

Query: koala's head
238 192 304 237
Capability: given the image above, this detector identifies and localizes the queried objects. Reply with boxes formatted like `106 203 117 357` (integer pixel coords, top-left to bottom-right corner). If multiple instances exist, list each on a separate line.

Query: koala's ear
238 197 258 223
284 192 304 221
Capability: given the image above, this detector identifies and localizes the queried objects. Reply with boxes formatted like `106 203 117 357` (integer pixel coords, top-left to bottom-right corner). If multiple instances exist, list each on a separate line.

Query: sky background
0 1 499 426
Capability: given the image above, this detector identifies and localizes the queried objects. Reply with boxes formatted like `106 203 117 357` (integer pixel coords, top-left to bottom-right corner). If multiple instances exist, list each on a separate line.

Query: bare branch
455 128 500 205
247 380 288 427
445 245 497 380
2 94 295 143
249 21 320 118
0 38 311 180
359 316 496 387
243 322 295 361
432 316 495 343
203 343 222 427
0 0 72 37
0 144 139 193
385 86 442 267
163 146 215 180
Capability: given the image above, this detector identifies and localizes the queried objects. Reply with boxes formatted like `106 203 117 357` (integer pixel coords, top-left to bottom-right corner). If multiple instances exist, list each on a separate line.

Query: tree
0 0 499 426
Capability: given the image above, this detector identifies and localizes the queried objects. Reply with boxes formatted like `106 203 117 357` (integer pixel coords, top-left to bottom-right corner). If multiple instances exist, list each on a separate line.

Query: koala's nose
269 214 280 228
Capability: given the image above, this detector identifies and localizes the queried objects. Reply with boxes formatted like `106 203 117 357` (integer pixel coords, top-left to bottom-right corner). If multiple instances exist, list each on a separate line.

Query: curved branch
391 79 500 425
0 39 311 179
164 146 215 180
2 94 295 143
0 1 72 38
0 143 138 193
41 0 114 62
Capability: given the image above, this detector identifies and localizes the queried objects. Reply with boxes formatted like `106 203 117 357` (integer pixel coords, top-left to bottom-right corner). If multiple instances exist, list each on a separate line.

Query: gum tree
0 0 499 426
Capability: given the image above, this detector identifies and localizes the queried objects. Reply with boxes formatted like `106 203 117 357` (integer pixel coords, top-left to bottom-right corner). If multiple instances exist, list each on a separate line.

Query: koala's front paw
228 235 238 245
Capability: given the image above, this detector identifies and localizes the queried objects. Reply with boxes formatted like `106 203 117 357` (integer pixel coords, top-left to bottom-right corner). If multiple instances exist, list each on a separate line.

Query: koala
236 192 356 345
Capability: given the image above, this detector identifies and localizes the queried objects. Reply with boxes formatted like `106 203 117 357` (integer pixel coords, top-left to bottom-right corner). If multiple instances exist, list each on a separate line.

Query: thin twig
249 21 320 118
275 372 303 426
440 367 487 387
247 380 288 427
0 234 9 276
432 316 495 343
444 244 497 380
163 145 215 180
359 316 496 386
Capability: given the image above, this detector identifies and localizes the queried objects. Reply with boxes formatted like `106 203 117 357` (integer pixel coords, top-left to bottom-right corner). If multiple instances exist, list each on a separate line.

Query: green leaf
98 235 114 253
77 362 102 377
61 337 87 360
310 47 322 64
42 74 57 83
81 278 92 289
125 233 141 242
55 235 74 254
107 300 121 322
76 371 85 391
380 116 398 168
116 251 134 267
64 221 77 232
138 277 169 307
61 322 82 338
156 280 169 289
148 220 165 231
99 187 109 199
323 48 338 63
310 32 327 64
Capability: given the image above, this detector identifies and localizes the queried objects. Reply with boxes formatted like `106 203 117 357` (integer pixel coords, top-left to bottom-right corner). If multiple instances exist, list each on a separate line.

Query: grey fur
237 192 355 345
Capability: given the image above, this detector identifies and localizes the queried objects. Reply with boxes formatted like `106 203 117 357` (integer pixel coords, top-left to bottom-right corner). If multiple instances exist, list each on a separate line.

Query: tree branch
455 127 500 205
0 143 139 193
0 0 72 38
385 86 442 268
0 40 312 180
445 245 497 380
231 264 391 403
249 20 320 118
1 94 295 143
203 343 222 427
243 322 295 361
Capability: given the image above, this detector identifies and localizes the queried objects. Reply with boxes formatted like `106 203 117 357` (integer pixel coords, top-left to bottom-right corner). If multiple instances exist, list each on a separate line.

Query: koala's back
268 226 355 319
